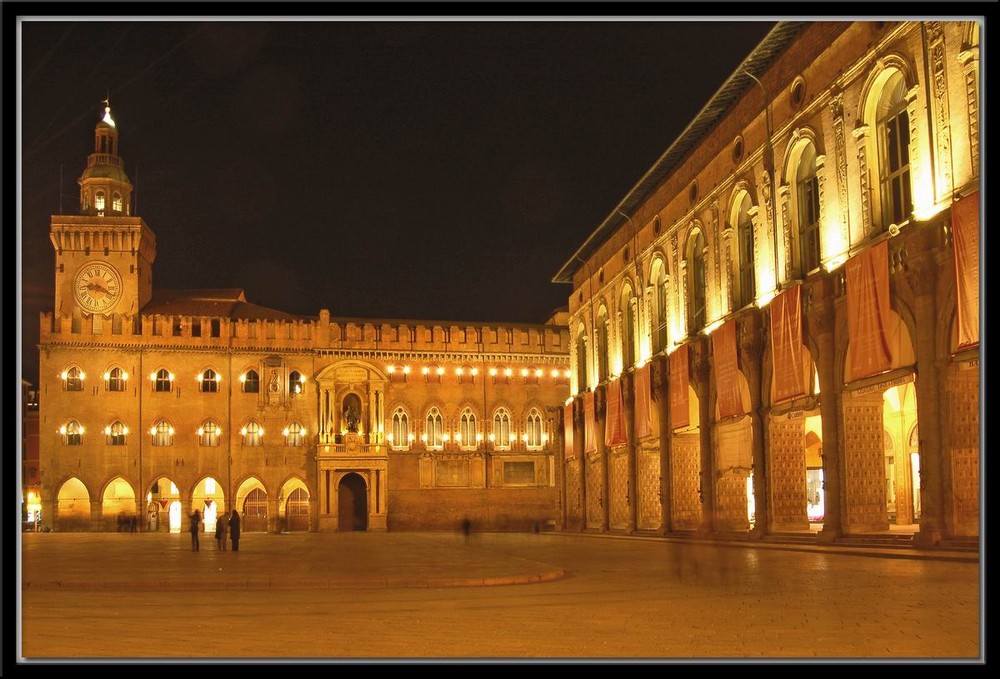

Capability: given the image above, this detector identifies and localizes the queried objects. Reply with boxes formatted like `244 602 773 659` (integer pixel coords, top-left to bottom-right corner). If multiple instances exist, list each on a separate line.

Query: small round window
598 268 605 284
732 136 745 164
689 180 699 205
623 246 630 263
790 77 806 109
653 216 661 236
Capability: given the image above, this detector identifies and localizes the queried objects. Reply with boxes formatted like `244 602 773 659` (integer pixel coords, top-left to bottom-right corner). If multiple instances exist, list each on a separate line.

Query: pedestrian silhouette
189 509 202 551
229 509 241 552
460 517 471 543
215 511 229 551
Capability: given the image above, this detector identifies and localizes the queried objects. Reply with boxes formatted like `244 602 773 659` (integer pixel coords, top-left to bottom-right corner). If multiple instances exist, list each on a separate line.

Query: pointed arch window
105 420 128 446
198 420 221 447
153 368 173 393
199 368 220 393
795 143 822 276
64 366 84 392
390 407 410 451
106 366 127 392
62 420 83 446
526 408 544 450
151 420 174 447
459 408 478 450
242 420 263 447
493 408 512 450
288 370 305 395
424 407 444 450
877 71 913 230
284 421 305 447
242 369 260 393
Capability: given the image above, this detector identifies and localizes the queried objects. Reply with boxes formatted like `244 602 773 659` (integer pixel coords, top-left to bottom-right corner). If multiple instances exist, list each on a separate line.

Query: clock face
74 262 123 313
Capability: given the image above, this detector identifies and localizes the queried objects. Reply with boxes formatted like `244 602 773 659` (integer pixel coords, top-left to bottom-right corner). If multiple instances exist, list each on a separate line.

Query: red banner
669 344 690 429
584 391 596 453
634 362 652 439
846 240 892 382
953 191 980 348
713 318 745 418
770 285 805 403
563 403 574 460
605 378 626 447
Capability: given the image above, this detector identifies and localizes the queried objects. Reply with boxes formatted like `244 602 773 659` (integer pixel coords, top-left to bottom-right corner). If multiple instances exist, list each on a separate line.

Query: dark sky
17 17 777 385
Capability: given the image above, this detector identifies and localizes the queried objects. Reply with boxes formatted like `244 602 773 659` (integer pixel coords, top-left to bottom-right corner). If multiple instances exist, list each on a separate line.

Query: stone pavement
19 529 977 591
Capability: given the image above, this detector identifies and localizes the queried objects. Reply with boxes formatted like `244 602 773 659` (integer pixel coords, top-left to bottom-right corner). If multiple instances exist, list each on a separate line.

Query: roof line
551 21 807 284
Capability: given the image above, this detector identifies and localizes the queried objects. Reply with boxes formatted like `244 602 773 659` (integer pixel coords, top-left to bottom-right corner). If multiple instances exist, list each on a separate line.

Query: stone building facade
554 20 980 547
38 105 570 533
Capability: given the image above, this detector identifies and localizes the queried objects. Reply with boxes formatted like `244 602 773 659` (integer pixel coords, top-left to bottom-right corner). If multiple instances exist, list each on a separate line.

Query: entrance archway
285 487 310 532
338 473 368 531
242 488 268 532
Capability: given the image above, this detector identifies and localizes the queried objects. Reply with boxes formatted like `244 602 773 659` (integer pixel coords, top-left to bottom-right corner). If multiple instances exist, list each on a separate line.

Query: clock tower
50 102 156 318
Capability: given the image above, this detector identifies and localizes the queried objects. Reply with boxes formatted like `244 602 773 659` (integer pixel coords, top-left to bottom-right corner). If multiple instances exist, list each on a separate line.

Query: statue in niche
344 401 361 433
268 370 280 393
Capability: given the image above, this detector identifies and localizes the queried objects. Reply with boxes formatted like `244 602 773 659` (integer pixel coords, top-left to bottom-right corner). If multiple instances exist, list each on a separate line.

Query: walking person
189 509 202 551
215 510 229 551
229 509 241 552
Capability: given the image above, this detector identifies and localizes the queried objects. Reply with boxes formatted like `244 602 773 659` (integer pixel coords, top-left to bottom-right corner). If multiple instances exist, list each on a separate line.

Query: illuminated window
199 420 221 447
526 408 544 450
243 369 260 393
95 190 105 214
63 420 83 446
106 420 127 446
687 229 707 331
172 318 182 337
390 408 410 451
425 364 442 384
107 366 127 392
459 408 477 450
154 369 172 393
575 325 588 390
112 192 123 212
65 366 84 392
877 71 912 230
285 421 305 447
151 420 173 447
796 142 822 276
651 260 669 354
620 285 637 369
493 408 512 451
459 365 475 385
200 368 219 393
288 371 304 395
735 194 756 309
243 420 263 447
425 408 444 450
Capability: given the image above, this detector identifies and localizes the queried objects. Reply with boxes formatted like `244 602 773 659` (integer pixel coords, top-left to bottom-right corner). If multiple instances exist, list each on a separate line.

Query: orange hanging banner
770 285 805 403
846 240 892 382
669 344 690 430
953 191 980 348
584 391 596 453
563 403 574 460
634 362 652 439
713 318 746 418
605 378 626 447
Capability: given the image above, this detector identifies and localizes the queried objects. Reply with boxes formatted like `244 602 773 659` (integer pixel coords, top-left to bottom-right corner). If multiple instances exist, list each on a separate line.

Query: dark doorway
337 473 368 531
242 488 268 532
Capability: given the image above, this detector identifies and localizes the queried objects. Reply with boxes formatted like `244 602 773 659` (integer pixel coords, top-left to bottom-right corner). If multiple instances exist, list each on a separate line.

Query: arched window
424 407 444 450
198 420 221 447
242 420 263 447
64 366 84 392
795 143 822 275
390 407 410 450
105 420 128 446
596 305 609 382
493 408 512 450
288 370 304 395
620 285 637 370
62 420 83 446
199 368 220 393
151 420 174 447
575 324 588 391
153 368 172 393
687 230 707 332
112 192 123 213
525 408 544 450
242 369 260 393
459 408 477 450
106 366 127 392
95 190 105 214
284 421 305 447
876 71 913 230
651 260 669 354
734 195 756 309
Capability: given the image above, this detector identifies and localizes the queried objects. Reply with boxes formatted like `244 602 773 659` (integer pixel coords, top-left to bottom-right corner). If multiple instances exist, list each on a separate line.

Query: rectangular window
192 320 202 337
248 323 257 339
799 175 821 274
211 319 221 338
502 461 535 486
92 314 103 335
880 109 913 229
112 314 123 335
152 317 161 336
172 318 182 336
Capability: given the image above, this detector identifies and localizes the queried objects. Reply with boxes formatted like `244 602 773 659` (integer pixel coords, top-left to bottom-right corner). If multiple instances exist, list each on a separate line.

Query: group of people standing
188 509 241 552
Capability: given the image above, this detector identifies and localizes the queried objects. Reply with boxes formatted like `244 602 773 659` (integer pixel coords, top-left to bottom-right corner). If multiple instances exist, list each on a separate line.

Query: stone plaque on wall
436 459 470 487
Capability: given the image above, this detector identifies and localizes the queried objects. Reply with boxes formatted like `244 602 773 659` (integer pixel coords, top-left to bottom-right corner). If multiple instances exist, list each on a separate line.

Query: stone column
653 356 672 535
555 407 567 531
907 255 945 547
809 273 844 542
738 310 767 538
576 397 587 532
90 499 103 532
596 384 610 532
623 372 638 533
693 337 715 535
268 496 281 533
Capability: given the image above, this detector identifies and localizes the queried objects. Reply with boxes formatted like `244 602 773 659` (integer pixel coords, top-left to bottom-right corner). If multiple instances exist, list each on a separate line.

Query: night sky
17 16 777 386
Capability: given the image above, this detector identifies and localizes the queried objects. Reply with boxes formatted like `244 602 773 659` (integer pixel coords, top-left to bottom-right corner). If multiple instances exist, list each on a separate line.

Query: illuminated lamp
470 367 478 376
489 367 498 376
403 365 411 374
421 367 430 375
